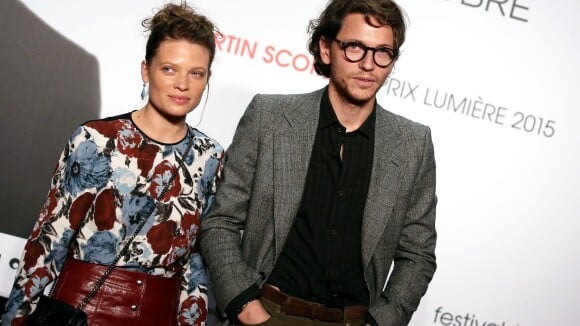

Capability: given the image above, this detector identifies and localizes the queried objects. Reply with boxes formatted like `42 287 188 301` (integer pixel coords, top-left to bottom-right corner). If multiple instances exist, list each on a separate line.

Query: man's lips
353 75 377 87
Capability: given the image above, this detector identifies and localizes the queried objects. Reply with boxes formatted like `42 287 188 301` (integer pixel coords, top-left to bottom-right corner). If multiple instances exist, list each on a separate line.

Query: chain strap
74 130 195 310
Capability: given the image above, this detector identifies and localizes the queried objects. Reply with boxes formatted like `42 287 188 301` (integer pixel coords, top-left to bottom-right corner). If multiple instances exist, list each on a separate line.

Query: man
200 0 437 325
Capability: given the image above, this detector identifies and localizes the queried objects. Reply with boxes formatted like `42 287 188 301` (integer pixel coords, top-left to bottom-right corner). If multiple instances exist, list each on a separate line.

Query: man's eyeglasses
333 39 397 68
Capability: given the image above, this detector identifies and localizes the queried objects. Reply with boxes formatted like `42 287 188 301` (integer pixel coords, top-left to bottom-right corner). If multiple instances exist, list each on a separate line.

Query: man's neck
327 87 375 132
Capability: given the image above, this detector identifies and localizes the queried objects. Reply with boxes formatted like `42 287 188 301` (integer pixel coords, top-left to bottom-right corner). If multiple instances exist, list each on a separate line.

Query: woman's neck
132 107 188 143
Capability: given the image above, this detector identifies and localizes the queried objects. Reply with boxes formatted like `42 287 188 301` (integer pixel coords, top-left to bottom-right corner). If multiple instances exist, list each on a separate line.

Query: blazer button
131 305 138 311
136 279 143 286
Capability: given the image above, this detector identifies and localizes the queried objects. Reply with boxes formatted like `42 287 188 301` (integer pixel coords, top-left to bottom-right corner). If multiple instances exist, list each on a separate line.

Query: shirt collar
319 88 376 138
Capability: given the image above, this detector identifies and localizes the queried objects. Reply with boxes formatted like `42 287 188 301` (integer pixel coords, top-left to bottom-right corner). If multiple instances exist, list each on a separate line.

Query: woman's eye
191 71 205 78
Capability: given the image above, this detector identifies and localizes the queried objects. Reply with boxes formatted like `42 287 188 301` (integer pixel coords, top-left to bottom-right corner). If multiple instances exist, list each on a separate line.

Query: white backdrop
3 1 579 325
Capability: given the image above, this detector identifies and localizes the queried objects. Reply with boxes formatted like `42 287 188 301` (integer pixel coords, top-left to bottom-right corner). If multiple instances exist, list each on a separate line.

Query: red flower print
146 220 177 254
137 143 161 178
94 189 116 231
178 295 207 326
31 188 59 239
69 192 95 230
23 267 51 297
181 211 200 238
11 315 26 326
150 161 181 201
87 119 125 139
22 241 45 271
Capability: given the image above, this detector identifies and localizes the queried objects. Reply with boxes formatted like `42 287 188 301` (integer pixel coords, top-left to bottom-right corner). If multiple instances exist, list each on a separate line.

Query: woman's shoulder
81 112 132 130
68 112 134 140
188 127 224 153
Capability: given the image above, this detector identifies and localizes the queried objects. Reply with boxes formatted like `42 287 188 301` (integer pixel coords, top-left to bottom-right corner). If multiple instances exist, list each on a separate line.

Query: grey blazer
200 87 437 326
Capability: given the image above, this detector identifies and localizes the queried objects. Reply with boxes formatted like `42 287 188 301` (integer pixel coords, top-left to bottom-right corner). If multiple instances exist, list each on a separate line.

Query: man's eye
376 47 393 55
346 42 362 50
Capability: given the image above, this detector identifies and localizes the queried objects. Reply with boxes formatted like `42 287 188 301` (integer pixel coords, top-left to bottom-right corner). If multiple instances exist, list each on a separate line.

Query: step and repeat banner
1 0 579 325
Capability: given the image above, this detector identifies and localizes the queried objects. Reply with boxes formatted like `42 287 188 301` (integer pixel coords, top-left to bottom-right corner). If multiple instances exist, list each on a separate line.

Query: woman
1 2 223 325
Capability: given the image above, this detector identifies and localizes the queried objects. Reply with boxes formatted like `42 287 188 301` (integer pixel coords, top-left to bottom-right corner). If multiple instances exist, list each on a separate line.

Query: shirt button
329 229 337 236
131 305 138 311
337 190 344 197
136 280 143 286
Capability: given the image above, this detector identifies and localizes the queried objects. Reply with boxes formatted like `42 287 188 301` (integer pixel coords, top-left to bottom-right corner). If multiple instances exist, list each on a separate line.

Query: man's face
320 13 395 107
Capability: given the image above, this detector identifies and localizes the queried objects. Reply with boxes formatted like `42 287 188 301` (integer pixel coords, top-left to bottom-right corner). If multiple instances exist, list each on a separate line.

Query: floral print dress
1 112 223 325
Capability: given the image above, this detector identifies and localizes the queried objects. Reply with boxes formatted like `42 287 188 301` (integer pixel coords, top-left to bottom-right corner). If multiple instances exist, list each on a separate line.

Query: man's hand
237 299 271 325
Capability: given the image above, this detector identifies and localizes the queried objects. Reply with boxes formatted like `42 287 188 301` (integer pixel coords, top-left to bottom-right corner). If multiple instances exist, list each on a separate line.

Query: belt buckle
308 303 320 320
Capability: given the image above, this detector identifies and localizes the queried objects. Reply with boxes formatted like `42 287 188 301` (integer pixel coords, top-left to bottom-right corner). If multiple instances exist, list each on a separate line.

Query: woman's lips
169 95 190 105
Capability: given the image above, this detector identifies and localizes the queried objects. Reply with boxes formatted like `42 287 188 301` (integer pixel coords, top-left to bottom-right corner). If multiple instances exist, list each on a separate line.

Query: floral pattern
1 112 223 325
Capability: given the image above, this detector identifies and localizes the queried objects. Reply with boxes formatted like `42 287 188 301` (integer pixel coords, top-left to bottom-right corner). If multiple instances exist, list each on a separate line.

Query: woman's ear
140 59 149 83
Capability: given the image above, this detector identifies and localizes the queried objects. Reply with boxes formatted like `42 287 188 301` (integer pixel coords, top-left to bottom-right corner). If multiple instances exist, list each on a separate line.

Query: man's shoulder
377 104 429 130
251 88 324 108
375 104 432 144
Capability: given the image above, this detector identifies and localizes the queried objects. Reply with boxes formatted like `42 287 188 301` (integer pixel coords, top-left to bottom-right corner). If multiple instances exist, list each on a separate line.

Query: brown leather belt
261 284 368 322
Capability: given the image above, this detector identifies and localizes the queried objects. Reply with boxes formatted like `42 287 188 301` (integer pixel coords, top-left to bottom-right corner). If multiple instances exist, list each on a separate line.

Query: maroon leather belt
52 258 181 326
261 284 368 322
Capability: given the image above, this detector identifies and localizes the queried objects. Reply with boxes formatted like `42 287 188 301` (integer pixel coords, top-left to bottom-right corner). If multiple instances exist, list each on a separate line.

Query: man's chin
344 88 378 106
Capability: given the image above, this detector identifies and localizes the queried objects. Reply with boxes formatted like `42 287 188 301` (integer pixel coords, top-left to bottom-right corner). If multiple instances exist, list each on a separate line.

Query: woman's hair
142 1 218 69
308 0 407 78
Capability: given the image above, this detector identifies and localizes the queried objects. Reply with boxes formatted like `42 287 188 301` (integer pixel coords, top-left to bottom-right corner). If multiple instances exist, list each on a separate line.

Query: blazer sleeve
369 127 437 325
199 95 265 318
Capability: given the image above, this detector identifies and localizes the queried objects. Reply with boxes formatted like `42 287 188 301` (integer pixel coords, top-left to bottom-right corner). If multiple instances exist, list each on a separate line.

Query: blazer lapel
361 108 404 268
272 89 323 256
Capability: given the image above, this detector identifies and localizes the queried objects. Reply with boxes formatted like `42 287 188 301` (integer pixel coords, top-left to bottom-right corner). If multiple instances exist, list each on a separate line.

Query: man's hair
142 1 218 69
308 0 407 77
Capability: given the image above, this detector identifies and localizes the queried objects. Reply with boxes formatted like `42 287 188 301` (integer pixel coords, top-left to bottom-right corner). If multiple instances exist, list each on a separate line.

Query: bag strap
70 130 194 311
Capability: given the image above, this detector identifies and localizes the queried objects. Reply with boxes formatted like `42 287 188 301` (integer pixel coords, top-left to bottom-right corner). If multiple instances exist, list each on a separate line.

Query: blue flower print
45 228 74 270
112 167 138 195
64 139 111 197
29 273 50 297
182 302 202 325
164 140 195 165
186 253 208 292
121 194 156 236
83 231 119 264
1 287 24 324
198 156 220 214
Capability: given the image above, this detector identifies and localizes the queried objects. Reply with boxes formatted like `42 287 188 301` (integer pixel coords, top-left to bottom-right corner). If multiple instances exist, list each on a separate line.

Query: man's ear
319 37 331 65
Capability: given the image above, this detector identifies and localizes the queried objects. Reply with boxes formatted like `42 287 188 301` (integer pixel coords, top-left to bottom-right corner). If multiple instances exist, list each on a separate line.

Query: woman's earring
140 83 147 100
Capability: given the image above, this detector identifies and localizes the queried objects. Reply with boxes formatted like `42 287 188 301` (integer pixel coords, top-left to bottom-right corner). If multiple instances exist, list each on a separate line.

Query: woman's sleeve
176 252 210 326
176 146 223 326
1 126 90 325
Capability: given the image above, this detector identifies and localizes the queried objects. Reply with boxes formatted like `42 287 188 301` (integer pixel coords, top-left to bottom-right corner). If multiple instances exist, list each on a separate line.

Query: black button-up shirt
268 89 375 307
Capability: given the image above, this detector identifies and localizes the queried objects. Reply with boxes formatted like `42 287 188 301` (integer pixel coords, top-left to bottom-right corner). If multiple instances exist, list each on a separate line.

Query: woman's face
141 38 211 120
